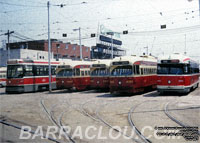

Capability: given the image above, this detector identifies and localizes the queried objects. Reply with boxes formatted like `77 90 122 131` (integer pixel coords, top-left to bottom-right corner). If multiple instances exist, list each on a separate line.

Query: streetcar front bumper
157 85 190 93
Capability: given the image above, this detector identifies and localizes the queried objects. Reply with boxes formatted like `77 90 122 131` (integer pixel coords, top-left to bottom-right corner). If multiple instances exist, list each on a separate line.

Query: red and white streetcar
0 67 7 87
157 53 199 94
109 55 157 94
6 59 59 93
90 59 111 90
56 60 91 91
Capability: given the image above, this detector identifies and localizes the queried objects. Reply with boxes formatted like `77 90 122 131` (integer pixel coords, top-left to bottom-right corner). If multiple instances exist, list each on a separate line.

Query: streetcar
56 60 92 91
109 55 157 94
90 59 111 90
6 59 60 93
157 53 199 94
0 67 7 87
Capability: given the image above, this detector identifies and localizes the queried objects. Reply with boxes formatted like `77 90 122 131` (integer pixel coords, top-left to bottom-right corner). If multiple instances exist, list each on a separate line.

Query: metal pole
184 34 186 55
47 1 52 92
7 30 10 60
111 34 113 59
199 0 200 17
79 27 82 60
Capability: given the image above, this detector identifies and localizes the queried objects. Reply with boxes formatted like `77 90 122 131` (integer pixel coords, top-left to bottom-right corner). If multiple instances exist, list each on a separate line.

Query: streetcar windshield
111 65 133 76
157 64 184 75
91 68 109 76
56 69 73 77
7 65 24 78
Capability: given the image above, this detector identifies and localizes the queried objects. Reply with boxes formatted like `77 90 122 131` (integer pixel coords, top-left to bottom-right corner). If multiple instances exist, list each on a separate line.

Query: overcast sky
0 0 200 60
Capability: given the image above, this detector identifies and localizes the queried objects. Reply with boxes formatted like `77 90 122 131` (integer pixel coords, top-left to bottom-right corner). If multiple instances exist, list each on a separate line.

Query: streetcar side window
85 71 88 76
75 69 80 76
141 68 143 75
57 69 64 77
133 65 140 75
51 66 56 75
24 65 33 76
35 66 42 76
44 66 49 75
81 71 84 76
35 65 47 76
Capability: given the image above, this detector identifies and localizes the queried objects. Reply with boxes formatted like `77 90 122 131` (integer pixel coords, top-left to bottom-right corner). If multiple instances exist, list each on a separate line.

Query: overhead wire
0 1 46 7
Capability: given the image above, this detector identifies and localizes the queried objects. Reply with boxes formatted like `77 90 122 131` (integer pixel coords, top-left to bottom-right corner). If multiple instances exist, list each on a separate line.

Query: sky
0 0 200 61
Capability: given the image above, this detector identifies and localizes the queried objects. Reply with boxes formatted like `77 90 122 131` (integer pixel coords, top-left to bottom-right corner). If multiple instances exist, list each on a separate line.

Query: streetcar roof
91 59 112 68
158 53 198 64
111 55 157 66
7 59 60 65
0 67 7 72
58 60 93 68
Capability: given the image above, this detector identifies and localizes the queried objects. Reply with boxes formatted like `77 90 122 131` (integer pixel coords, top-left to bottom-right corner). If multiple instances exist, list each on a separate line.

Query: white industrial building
0 48 53 67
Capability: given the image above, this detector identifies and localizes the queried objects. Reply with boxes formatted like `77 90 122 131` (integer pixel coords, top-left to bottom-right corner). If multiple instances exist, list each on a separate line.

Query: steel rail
40 99 75 143
128 104 152 143
0 119 60 143
164 102 200 135
80 99 100 122
95 100 142 143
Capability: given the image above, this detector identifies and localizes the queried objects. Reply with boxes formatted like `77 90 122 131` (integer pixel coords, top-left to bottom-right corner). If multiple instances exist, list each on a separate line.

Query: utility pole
5 30 14 60
199 0 200 17
79 27 82 60
73 27 82 60
47 1 52 92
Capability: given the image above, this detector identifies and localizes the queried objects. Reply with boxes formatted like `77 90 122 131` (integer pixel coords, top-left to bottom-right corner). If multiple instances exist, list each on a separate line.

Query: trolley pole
79 27 82 60
47 1 52 92
144 46 148 55
184 34 187 55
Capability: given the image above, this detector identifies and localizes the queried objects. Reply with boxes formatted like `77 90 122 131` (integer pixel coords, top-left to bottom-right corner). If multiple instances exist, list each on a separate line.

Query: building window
56 44 60 49
20 44 25 49
73 46 76 50
65 44 68 49
86 47 88 52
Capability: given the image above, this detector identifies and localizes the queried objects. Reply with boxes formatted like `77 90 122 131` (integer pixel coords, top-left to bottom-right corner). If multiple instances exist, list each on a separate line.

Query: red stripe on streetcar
183 58 190 62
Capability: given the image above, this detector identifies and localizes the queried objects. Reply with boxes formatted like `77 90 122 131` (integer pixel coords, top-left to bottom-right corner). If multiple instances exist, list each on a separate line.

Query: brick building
9 39 90 60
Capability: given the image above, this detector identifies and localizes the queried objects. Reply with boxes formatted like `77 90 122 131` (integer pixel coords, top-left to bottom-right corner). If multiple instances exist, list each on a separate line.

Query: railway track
81 99 101 122
164 102 200 135
40 99 76 143
0 119 60 143
128 102 152 143
95 99 143 143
